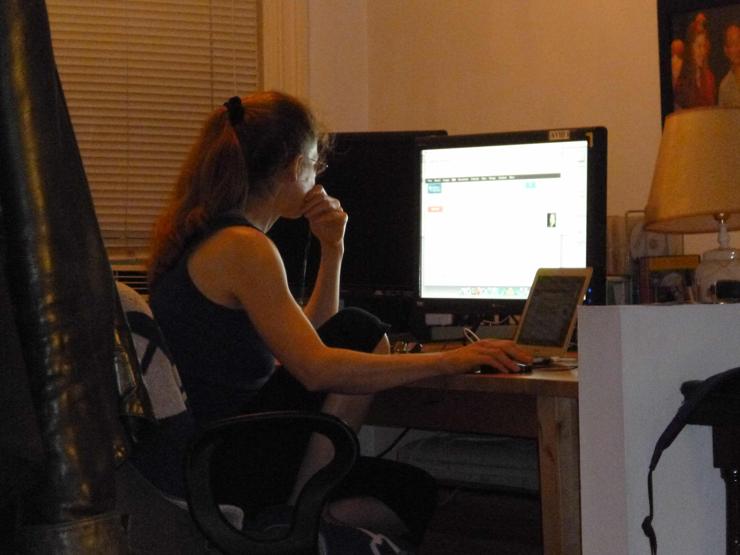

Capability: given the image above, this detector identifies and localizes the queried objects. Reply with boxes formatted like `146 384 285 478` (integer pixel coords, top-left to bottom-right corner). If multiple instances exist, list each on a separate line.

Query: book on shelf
638 254 701 304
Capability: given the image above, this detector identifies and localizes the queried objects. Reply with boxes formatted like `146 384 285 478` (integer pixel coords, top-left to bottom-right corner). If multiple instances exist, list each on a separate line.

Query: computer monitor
268 129 447 301
416 126 607 316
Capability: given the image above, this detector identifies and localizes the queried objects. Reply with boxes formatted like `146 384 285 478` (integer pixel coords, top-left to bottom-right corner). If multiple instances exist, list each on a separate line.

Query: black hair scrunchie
223 96 244 126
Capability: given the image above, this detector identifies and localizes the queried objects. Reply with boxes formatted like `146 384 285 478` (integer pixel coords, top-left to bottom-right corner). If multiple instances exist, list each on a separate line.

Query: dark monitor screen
416 126 607 313
268 130 447 299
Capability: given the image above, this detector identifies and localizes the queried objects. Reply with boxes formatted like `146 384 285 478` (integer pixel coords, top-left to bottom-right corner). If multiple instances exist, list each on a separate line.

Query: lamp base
695 246 740 303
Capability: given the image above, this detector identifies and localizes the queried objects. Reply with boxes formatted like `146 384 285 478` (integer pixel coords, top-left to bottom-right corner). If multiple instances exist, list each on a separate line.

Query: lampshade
645 107 740 303
645 107 740 234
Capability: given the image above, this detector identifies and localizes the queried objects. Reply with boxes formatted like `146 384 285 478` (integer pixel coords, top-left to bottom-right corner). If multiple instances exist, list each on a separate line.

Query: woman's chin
281 210 304 221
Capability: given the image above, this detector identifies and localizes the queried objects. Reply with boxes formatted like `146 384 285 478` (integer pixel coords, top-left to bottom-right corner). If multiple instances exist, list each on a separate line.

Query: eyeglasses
307 157 328 175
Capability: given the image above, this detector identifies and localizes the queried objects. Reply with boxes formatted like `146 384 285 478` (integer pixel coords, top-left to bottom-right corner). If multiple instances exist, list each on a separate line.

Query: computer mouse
477 362 532 374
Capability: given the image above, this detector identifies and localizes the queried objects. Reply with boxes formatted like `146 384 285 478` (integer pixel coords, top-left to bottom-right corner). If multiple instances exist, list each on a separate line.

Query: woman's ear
291 154 304 182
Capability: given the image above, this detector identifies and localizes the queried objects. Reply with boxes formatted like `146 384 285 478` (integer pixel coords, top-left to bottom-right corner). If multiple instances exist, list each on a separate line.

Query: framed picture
658 0 740 123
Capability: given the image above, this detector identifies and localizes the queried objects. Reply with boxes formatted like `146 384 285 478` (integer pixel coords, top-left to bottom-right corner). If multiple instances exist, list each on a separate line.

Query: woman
148 91 531 544
674 18 717 109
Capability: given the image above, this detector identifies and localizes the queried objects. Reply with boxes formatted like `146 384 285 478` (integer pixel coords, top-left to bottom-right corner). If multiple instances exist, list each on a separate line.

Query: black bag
642 366 740 553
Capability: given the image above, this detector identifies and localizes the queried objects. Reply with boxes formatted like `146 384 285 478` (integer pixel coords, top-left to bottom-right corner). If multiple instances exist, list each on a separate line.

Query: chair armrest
185 410 358 555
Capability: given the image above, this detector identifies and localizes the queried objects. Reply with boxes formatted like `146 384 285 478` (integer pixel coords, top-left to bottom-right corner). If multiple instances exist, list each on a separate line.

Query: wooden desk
367 366 580 555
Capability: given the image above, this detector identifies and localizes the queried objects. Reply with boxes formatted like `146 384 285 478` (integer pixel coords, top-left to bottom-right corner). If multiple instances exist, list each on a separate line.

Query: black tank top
149 215 275 422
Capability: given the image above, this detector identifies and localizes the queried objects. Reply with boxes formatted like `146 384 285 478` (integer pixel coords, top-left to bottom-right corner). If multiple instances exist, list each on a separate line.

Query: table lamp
644 107 740 303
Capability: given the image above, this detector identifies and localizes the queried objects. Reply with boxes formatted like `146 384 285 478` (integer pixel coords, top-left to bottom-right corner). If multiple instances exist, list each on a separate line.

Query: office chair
0 2 405 553
116 281 363 554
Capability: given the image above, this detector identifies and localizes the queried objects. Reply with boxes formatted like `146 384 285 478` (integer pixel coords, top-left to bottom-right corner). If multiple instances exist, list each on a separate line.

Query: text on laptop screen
418 129 606 303
515 272 590 350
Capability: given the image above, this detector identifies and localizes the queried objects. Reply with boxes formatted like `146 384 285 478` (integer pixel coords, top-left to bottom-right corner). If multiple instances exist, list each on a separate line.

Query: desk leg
537 396 581 555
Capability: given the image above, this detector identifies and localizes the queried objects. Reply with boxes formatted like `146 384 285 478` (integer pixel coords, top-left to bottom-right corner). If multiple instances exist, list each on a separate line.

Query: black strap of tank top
184 214 257 253
207 213 255 233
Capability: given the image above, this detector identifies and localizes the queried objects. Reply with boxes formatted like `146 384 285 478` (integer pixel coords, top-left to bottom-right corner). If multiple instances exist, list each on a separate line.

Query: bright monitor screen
417 127 606 306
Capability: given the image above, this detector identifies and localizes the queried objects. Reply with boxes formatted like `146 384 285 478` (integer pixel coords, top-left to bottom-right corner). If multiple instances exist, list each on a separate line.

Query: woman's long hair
674 18 712 108
148 91 324 286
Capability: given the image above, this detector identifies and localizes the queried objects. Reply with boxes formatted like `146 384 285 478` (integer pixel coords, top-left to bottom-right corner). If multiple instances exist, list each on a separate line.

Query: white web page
419 141 587 300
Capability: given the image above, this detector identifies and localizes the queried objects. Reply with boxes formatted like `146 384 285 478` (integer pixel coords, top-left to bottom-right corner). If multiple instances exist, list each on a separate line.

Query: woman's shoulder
197 224 280 274
187 223 283 307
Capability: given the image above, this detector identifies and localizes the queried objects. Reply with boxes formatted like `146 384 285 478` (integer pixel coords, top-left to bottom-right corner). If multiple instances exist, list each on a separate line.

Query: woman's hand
443 339 533 374
302 185 347 249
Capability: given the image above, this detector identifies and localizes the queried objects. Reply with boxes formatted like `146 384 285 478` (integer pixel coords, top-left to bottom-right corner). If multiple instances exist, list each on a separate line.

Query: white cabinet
578 304 740 555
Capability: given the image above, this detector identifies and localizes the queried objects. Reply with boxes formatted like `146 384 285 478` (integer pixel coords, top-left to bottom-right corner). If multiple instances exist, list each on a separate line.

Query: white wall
307 0 369 131
364 0 662 218
307 0 724 252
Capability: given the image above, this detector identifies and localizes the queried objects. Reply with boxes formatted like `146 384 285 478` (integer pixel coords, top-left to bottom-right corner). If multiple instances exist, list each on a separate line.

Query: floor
419 485 543 555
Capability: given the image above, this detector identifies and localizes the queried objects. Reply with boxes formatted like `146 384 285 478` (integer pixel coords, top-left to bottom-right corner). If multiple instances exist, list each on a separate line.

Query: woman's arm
206 227 532 395
300 185 346 328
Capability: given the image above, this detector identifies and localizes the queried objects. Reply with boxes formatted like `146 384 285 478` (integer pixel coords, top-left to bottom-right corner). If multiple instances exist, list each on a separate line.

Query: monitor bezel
413 126 607 318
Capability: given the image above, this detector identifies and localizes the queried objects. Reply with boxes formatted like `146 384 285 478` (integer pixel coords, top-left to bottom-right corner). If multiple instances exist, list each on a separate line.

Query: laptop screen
514 268 592 357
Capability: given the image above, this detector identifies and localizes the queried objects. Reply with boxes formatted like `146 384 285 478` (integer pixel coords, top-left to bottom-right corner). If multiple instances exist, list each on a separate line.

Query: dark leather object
0 223 44 537
0 0 125 538
15 512 127 553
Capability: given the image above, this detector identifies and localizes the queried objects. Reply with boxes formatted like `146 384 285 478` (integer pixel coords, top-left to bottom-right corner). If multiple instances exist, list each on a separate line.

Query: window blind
46 0 261 259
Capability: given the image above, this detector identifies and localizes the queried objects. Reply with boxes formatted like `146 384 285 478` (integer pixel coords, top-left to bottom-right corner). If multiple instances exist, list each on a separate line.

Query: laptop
513 267 593 363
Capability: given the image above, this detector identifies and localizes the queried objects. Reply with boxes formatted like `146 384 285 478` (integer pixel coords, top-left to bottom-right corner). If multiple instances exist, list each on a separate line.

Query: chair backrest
116 282 190 420
115 281 198 499
114 282 246 551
